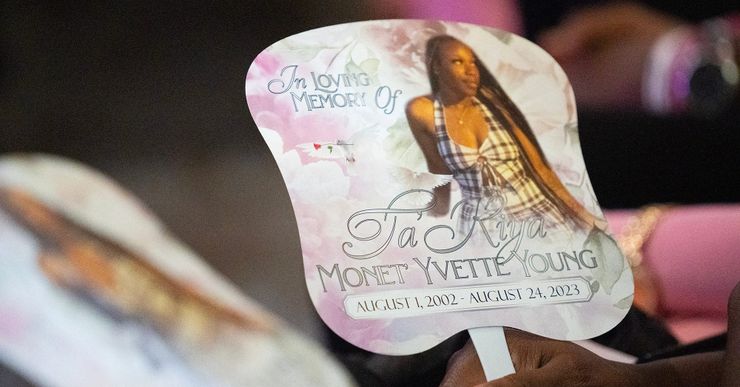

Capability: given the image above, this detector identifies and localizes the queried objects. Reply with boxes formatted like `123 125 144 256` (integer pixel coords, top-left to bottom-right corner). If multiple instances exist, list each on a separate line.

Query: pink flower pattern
247 20 631 355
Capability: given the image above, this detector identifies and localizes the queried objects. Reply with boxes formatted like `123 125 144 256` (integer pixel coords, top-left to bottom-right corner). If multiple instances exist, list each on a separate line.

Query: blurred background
2 2 372 341
2 2 738 384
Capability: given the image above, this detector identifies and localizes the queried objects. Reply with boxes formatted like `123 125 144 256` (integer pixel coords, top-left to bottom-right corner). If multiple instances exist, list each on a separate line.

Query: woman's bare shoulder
405 95 435 132
406 95 434 115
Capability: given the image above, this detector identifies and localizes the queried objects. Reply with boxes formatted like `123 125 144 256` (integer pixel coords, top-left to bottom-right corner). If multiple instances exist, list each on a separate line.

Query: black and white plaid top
433 97 565 227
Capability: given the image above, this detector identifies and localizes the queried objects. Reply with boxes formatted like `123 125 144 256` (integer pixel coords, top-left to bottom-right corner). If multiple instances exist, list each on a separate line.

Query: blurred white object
0 154 355 387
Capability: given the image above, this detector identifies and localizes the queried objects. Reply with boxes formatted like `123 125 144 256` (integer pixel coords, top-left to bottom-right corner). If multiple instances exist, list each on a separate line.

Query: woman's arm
721 281 740 386
405 96 452 216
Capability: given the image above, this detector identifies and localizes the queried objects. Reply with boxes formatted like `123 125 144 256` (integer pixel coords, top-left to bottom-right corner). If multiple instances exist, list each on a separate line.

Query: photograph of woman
405 35 603 233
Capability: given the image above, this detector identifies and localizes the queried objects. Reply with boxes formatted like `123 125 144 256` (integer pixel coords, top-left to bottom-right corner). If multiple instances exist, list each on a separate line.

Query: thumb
473 373 518 387
475 365 564 387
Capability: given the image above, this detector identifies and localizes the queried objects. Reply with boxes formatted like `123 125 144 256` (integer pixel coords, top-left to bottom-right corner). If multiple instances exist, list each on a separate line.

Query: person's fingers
538 3 680 61
478 351 592 387
538 4 631 60
441 329 602 387
487 329 601 386
502 328 559 370
475 365 569 387
721 281 740 385
439 329 552 387
439 340 485 387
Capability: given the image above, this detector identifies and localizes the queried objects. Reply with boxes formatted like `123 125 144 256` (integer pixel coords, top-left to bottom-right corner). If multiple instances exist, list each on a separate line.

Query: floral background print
246 20 632 355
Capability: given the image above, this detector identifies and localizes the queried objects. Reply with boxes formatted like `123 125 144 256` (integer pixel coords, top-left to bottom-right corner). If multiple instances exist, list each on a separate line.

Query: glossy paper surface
246 20 633 355
0 154 354 386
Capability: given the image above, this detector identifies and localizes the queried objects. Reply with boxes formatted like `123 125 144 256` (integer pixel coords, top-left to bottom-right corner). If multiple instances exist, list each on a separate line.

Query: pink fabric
370 0 523 34
606 205 740 342
666 317 728 343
